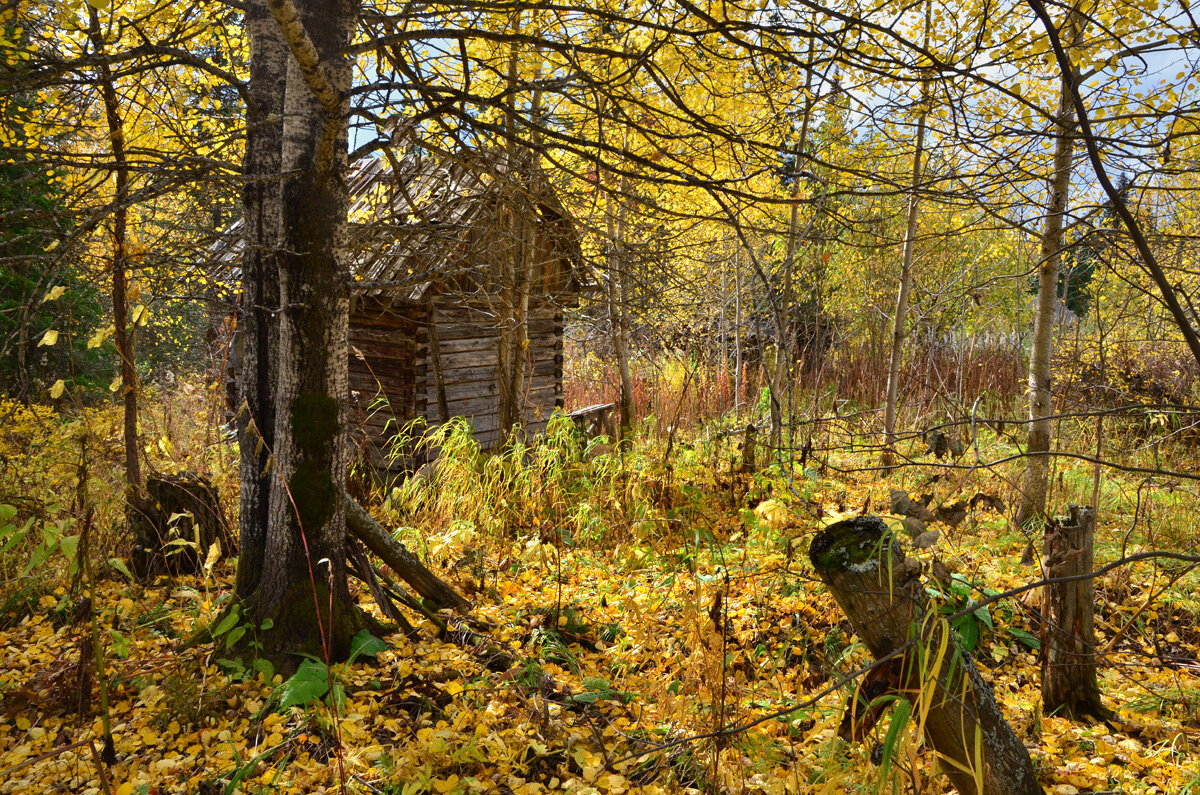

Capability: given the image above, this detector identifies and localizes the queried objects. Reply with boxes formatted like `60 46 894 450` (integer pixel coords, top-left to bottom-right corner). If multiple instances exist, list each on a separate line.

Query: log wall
418 298 565 451
347 297 423 470
344 294 568 472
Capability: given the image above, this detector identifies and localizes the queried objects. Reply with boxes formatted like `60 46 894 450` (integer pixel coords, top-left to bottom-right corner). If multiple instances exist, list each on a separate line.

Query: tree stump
1042 504 1111 721
130 473 233 579
741 422 758 473
809 516 1040 795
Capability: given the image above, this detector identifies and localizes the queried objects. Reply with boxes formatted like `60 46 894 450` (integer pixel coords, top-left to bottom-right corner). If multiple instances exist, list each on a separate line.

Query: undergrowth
2 377 1200 793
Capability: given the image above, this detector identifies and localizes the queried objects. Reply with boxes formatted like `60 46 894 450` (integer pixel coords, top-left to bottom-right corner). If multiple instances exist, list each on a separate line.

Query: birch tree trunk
1042 505 1111 720
496 27 535 441
810 517 1042 795
768 77 813 458
606 169 634 438
1016 16 1078 527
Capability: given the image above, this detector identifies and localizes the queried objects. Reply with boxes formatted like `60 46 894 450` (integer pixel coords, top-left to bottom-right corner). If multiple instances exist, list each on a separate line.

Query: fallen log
809 516 1040 795
344 496 470 613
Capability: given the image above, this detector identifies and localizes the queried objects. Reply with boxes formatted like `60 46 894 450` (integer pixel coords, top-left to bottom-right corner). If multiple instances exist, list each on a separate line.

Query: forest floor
2 396 1200 794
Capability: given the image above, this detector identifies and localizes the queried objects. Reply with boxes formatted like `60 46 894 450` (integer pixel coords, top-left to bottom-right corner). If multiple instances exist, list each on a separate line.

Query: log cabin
210 147 590 473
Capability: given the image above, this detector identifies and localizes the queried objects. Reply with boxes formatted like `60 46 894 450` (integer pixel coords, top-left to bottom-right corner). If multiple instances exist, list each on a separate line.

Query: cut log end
809 515 890 575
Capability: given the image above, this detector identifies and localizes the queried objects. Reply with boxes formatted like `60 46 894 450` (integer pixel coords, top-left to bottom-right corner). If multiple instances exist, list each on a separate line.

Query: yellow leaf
109 374 122 393
41 285 66 303
44 239 60 252
130 305 149 326
38 329 58 347
87 326 112 349
204 541 221 572
433 775 460 793
49 379 65 399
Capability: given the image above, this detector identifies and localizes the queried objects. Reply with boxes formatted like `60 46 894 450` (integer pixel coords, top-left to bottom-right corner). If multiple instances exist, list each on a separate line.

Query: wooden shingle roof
210 147 588 301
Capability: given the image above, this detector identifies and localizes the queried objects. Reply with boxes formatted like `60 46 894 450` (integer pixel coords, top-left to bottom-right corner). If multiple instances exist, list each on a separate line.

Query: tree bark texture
605 169 635 438
809 517 1041 795
237 0 362 662
1017 15 1078 527
1041 505 1111 720
497 148 536 439
131 473 234 579
495 32 537 442
235 0 287 599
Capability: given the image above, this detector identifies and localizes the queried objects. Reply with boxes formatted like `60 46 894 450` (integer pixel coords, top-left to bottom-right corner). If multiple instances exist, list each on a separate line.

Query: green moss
809 516 890 572
254 579 364 666
291 392 339 455
288 462 337 533
288 392 339 534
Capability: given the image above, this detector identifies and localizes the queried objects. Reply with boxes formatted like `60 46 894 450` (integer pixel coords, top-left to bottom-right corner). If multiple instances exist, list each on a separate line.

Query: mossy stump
809 516 1041 795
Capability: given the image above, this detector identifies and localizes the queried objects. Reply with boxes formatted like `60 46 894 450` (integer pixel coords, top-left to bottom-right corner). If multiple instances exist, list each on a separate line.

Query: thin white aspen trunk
496 19 539 441
606 168 634 437
1017 15 1078 526
734 248 742 413
882 97 929 468
771 197 799 454
497 25 521 437
719 254 728 399
882 9 932 469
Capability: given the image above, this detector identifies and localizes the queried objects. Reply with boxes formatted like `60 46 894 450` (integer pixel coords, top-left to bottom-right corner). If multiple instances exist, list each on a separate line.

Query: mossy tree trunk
809 517 1041 795
1042 505 1111 721
236 0 363 663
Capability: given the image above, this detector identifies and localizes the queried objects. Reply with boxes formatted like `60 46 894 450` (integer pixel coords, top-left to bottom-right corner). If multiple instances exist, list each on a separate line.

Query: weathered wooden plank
443 394 501 414
426 296 450 424
348 346 418 365
430 316 559 335
348 368 412 390
440 376 499 392
431 338 500 356
437 352 501 370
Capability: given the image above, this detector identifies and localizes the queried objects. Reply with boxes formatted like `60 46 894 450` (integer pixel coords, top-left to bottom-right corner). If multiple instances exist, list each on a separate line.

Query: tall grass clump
381 413 695 561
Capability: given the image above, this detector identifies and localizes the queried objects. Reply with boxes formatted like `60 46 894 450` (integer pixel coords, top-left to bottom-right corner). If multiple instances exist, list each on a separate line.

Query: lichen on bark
809 516 892 572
